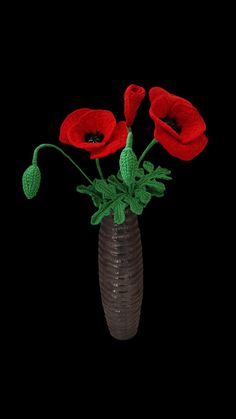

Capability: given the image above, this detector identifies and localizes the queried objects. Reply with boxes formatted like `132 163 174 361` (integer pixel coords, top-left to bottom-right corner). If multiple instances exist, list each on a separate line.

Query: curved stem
32 144 93 184
138 139 157 165
95 159 104 180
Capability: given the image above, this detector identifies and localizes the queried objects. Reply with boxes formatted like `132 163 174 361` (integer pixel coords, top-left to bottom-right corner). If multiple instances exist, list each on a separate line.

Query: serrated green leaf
146 187 164 198
92 196 101 207
94 179 116 198
119 147 138 185
135 188 152 205
76 184 102 207
112 199 127 225
156 166 171 175
136 165 172 189
147 190 164 198
130 198 144 215
91 201 114 225
124 196 144 215
22 164 41 199
146 181 165 198
146 181 166 193
135 168 145 178
143 160 154 173
154 166 172 180
76 184 95 195
107 175 120 185
107 175 128 193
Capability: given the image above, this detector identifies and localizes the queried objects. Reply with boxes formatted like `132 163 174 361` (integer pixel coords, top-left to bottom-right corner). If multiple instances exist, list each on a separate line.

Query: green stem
95 159 104 180
138 139 157 165
32 144 93 184
126 130 133 148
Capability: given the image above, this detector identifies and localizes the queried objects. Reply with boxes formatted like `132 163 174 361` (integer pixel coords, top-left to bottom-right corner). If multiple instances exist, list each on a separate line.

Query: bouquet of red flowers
22 84 207 340
22 84 207 224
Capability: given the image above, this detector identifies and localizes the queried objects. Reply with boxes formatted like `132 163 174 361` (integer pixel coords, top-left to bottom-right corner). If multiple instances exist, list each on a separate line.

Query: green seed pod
22 164 41 199
119 147 138 185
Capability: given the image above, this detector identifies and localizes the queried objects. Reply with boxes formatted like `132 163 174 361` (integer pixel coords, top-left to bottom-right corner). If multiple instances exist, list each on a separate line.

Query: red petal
149 96 172 120
149 87 191 108
150 95 206 143
90 122 128 159
67 110 116 149
149 86 208 159
149 87 170 102
124 84 145 126
59 108 91 144
154 124 208 160
159 118 182 140
169 92 197 108
170 102 206 143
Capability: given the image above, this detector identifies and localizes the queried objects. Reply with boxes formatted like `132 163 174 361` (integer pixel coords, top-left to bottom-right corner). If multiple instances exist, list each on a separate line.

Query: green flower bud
119 147 138 186
22 164 41 199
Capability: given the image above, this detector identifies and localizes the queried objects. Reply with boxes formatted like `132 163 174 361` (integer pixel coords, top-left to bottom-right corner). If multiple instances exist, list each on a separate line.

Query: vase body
98 210 143 340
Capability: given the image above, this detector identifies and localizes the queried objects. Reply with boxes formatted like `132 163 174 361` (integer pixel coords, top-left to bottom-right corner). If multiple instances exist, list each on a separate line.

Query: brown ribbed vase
98 210 143 340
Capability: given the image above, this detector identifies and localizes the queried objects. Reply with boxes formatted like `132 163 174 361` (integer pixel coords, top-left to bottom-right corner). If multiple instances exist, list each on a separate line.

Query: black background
8 7 217 387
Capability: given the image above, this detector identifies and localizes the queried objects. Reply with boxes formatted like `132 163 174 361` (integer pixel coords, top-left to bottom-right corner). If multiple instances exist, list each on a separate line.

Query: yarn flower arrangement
22 85 208 225
22 84 208 340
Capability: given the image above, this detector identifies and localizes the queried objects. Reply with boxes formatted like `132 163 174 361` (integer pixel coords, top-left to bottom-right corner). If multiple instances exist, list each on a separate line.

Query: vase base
105 313 140 340
109 331 138 341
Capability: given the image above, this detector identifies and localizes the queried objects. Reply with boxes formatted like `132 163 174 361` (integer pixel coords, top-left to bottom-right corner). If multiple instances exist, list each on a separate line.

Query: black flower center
85 131 104 143
161 116 181 134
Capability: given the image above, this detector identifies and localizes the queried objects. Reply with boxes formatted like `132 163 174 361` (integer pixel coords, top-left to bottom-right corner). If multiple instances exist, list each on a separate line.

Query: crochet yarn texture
22 84 208 340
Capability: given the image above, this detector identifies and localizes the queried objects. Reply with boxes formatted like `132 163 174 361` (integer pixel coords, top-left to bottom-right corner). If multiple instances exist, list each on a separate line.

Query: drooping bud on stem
22 164 41 199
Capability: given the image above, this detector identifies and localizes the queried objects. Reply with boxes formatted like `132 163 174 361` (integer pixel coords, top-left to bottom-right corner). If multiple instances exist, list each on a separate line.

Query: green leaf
119 147 138 185
146 181 166 193
112 199 127 225
117 170 123 181
22 164 41 199
135 188 152 205
91 201 114 225
107 175 128 193
135 168 145 178
146 181 165 197
125 196 144 215
77 184 95 195
107 175 120 185
94 179 116 198
154 166 172 180
143 160 154 173
136 165 172 190
146 188 164 198
76 184 102 207
92 196 101 207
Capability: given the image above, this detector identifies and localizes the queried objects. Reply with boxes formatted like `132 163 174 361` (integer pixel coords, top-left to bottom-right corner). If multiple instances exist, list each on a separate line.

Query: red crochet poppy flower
149 87 208 160
59 109 128 159
124 84 146 127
